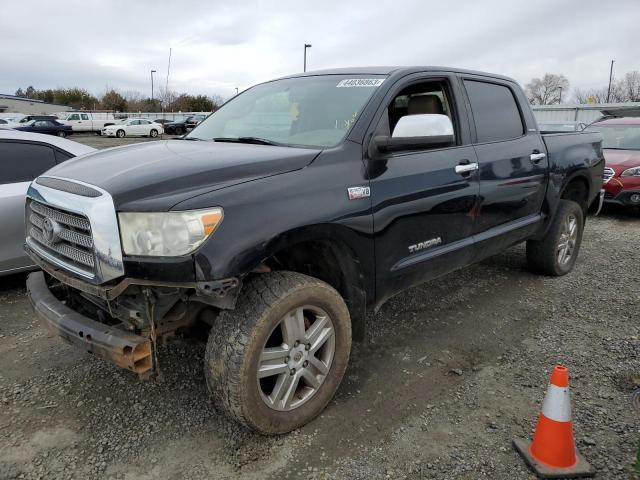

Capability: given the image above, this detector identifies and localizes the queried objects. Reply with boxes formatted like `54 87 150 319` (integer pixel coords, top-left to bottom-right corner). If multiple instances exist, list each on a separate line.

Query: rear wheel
527 199 584 276
150 129 158 138
205 271 351 434
174 126 184 135
116 129 125 138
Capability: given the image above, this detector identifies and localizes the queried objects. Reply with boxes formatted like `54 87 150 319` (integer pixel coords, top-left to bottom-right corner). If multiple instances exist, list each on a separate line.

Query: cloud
0 0 635 100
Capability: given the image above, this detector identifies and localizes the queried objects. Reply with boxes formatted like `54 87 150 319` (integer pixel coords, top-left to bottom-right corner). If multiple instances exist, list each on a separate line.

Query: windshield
187 75 386 147
585 124 640 150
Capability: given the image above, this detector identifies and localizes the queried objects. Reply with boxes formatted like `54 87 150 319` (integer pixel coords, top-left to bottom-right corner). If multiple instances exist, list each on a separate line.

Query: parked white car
102 119 164 138
58 111 117 133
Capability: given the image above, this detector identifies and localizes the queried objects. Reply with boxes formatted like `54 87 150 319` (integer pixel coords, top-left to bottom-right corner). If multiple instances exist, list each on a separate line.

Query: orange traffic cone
513 365 594 478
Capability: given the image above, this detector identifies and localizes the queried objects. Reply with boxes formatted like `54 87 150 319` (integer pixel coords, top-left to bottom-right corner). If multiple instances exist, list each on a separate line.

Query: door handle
530 152 546 163
455 162 479 174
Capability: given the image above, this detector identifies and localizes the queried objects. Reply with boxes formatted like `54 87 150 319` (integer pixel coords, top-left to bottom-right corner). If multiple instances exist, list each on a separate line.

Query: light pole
235 87 239 95
303 44 312 72
151 69 157 108
558 86 563 104
606 60 615 103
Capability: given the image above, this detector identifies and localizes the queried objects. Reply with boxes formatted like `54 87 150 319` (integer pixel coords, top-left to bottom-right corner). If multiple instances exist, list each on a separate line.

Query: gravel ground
0 135 638 479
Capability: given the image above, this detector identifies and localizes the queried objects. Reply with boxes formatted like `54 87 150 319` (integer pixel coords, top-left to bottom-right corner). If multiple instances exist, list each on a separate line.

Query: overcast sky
1 0 636 100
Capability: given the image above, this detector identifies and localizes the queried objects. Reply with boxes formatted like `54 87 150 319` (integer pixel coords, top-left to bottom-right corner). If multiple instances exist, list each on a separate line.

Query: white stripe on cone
541 384 572 422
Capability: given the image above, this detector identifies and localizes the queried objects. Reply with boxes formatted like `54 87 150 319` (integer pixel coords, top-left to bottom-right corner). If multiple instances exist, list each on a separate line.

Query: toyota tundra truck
24 67 604 434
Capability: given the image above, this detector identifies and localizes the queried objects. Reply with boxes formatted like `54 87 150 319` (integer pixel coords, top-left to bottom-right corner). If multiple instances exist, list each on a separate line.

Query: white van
58 112 117 133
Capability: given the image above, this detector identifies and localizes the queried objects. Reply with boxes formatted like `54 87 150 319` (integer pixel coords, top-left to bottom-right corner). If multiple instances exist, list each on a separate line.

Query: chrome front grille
26 177 125 284
603 167 614 184
27 199 96 276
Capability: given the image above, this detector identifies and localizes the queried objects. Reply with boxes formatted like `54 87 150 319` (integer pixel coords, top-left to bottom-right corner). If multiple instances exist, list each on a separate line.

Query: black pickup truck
24 67 604 434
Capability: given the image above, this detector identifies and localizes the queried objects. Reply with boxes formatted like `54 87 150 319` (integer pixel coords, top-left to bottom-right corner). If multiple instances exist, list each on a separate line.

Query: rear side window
0 142 56 184
464 80 524 143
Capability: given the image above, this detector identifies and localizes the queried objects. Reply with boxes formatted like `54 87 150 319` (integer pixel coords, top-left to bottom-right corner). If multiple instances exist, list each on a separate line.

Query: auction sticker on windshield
337 78 385 88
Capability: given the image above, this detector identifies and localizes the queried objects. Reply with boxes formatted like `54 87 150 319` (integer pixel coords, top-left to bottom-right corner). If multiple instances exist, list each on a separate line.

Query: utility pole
606 60 615 103
558 87 562 104
304 44 312 72
151 69 157 108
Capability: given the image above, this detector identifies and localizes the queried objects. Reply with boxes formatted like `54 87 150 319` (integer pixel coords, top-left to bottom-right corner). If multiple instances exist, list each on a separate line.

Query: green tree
100 89 127 112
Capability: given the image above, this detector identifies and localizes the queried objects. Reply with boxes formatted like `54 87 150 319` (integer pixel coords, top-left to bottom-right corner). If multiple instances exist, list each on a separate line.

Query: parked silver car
0 130 95 276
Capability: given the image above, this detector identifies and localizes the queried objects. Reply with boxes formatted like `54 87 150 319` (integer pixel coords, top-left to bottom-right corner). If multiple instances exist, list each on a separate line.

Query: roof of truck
277 66 516 83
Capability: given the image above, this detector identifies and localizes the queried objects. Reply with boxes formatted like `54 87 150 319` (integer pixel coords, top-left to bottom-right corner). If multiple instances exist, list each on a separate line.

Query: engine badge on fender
347 186 370 200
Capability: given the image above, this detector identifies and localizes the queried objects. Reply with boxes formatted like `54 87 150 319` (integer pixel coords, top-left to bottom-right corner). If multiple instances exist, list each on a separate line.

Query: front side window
188 75 387 148
382 81 455 141
464 80 524 143
585 125 640 150
68 114 80 121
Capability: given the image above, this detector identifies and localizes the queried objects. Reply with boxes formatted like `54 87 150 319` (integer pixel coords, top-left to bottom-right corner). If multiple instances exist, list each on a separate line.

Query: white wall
532 103 640 123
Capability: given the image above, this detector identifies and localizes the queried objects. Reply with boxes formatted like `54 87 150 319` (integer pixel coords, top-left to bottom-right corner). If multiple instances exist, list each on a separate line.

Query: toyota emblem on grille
42 217 60 244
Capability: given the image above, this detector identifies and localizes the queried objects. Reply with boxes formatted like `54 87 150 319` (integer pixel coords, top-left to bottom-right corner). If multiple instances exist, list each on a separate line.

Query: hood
44 140 320 210
604 149 640 173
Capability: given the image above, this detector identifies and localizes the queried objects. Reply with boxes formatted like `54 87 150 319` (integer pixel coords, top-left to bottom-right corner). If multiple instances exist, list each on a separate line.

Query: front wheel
149 129 158 138
527 199 584 276
116 129 125 138
205 272 351 434
174 126 183 136
57 131 67 138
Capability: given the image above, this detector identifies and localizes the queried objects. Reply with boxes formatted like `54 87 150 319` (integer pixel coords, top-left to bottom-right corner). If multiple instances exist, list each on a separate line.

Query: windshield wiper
213 136 281 146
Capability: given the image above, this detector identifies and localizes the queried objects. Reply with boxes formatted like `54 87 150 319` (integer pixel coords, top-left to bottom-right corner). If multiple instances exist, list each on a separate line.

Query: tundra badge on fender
348 186 370 200
408 237 442 253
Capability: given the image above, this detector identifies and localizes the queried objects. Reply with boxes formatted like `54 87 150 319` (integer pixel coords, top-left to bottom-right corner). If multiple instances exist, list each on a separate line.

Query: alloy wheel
257 305 335 411
557 213 578 266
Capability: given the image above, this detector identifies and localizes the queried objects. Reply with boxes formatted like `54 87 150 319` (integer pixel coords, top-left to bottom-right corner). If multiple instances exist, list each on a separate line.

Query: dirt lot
1 135 638 479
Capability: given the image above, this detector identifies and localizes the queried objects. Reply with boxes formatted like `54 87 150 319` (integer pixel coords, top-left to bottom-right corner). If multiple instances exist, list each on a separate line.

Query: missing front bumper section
24 243 240 304
26 271 153 375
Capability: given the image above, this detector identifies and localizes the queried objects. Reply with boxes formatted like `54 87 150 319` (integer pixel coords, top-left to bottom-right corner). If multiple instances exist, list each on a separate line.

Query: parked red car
586 117 640 207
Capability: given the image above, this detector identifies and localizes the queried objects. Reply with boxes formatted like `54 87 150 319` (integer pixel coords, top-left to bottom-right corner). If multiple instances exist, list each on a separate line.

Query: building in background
0 94 70 114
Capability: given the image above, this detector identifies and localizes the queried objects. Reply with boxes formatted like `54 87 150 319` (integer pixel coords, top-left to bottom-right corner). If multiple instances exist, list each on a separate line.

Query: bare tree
210 94 226 111
620 71 640 102
157 87 178 110
525 74 570 105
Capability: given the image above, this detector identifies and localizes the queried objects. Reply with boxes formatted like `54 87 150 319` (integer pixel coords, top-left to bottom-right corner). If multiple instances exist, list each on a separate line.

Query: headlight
118 208 223 256
621 166 640 177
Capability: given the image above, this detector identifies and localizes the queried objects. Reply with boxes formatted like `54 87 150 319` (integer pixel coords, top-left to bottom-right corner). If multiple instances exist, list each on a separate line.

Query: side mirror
372 114 454 155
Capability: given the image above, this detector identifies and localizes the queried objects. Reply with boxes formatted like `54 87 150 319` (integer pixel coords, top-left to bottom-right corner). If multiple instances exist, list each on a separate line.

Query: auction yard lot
0 135 638 480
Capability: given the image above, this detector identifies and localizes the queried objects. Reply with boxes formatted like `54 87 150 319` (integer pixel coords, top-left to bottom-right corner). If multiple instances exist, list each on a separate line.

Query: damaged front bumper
26 271 153 374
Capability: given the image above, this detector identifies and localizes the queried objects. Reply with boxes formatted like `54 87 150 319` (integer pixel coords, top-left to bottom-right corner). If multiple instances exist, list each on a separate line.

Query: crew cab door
66 113 81 131
79 113 91 131
367 74 479 303
461 77 548 254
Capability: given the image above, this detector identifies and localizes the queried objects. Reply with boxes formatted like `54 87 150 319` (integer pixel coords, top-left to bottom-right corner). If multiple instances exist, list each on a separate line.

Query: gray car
0 130 95 276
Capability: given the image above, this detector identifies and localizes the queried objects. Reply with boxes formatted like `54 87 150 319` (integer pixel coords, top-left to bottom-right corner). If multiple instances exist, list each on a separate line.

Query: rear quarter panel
538 131 604 236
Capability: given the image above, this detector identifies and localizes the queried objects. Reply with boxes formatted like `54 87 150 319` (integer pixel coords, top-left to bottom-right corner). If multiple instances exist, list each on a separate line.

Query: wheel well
561 176 589 213
263 239 367 341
